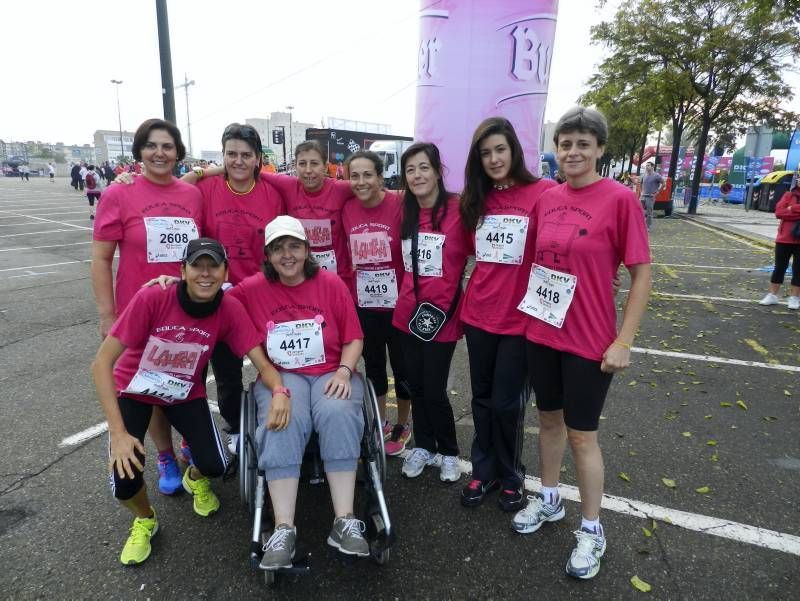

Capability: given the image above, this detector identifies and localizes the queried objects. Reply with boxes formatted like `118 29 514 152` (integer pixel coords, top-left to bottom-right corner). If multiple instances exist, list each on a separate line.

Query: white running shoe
788 296 800 310
227 433 239 455
401 448 434 478
439 455 462 483
566 529 607 580
759 293 779 306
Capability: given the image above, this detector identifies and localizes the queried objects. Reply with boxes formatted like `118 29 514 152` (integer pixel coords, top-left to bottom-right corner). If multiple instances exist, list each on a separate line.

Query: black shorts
87 192 100 206
527 342 613 431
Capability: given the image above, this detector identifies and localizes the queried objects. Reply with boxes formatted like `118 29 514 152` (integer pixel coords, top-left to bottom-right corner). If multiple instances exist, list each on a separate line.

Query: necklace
226 179 256 196
493 182 515 191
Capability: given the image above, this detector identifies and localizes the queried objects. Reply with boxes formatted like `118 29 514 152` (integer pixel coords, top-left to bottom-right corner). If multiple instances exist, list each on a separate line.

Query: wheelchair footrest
258 554 312 575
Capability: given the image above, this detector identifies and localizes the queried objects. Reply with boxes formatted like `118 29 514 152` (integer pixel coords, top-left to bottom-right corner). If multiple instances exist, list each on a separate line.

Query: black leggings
464 325 529 488
357 307 411 399
210 342 244 433
110 396 227 500
398 332 458 456
771 242 800 287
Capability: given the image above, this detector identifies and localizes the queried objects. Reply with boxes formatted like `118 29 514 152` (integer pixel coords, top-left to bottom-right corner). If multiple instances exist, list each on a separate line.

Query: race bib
311 249 337 272
475 215 528 265
518 264 577 329
301 219 333 248
402 233 445 277
144 217 198 263
123 370 193 402
350 231 392 266
356 269 398 308
266 318 325 369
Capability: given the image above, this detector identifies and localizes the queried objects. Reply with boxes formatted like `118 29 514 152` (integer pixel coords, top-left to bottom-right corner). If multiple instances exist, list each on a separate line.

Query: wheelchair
238 374 395 586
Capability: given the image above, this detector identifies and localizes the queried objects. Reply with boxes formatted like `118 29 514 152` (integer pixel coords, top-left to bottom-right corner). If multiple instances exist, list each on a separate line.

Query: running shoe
759 293 780 306
327 514 369 557
382 421 393 441
227 433 239 456
260 524 296 570
156 452 183 495
511 492 565 534
182 469 220 517
460 478 500 507
401 448 434 478
498 487 527 512
384 423 412 457
179 438 192 465
566 528 607 580
119 509 158 565
788 296 800 310
439 455 462 483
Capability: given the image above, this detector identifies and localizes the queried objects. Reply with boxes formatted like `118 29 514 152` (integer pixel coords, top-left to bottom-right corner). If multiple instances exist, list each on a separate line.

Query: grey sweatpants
641 194 655 230
254 372 364 480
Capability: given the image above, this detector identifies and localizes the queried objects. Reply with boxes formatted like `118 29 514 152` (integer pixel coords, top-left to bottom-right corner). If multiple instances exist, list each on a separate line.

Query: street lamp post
286 105 294 165
175 73 196 158
110 79 125 162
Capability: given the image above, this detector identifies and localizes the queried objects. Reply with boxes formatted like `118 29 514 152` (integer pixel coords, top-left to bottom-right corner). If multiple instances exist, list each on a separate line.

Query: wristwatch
273 386 291 399
192 166 205 179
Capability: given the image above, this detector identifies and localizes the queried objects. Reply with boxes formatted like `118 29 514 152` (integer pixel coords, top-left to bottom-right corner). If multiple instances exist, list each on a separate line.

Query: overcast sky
2 1 797 153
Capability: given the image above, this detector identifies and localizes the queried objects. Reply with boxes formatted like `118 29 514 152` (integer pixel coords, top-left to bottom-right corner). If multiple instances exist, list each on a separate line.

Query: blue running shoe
157 452 183 495
180 438 192 465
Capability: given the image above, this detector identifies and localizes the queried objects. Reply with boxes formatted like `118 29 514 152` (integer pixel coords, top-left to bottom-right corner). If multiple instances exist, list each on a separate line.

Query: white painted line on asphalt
0 228 87 238
3 212 92 231
652 291 771 304
632 347 800 373
59 359 252 447
521 476 800 557
654 262 760 271
651 244 769 252
0 259 91 273
0 241 92 252
682 218 770 250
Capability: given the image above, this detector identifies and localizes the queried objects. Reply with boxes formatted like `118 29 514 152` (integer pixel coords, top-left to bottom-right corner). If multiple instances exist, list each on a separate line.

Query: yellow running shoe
182 469 219 517
120 509 159 565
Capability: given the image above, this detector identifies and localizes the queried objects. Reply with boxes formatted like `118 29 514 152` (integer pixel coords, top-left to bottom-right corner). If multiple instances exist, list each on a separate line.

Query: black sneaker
460 478 500 507
498 487 527 512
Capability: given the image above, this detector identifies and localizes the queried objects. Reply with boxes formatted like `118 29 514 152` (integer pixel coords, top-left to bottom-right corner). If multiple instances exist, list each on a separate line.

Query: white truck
369 140 414 189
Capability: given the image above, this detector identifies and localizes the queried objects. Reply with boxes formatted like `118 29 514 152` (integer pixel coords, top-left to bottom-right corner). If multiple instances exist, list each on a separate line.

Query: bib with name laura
144 216 199 263
475 215 528 265
350 231 392 266
266 318 326 369
301 219 333 248
518 264 577 329
402 233 445 277
356 268 398 308
122 336 206 401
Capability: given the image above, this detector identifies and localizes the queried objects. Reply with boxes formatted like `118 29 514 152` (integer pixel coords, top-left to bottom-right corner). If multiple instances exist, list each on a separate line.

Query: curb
677 214 774 250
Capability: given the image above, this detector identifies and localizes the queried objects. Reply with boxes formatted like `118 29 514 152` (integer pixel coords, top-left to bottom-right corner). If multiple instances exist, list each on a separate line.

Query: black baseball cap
183 238 228 265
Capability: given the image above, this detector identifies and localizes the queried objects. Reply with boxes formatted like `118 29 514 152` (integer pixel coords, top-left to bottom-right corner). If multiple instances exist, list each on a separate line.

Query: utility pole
155 0 176 124
110 79 125 161
286 105 294 165
175 74 196 157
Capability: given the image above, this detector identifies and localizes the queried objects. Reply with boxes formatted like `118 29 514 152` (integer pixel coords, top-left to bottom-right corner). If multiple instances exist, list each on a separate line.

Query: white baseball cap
264 215 307 246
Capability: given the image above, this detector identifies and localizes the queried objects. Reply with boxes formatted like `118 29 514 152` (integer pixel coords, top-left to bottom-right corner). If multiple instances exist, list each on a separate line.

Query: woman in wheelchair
228 215 369 569
91 238 287 566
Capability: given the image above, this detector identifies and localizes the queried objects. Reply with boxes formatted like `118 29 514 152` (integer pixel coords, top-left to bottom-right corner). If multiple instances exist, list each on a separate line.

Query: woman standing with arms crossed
459 118 557 511
392 143 471 483
341 150 412 456
91 118 203 496
511 107 651 580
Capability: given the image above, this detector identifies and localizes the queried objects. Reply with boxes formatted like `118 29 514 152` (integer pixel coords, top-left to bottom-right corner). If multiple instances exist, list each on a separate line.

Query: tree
593 0 799 214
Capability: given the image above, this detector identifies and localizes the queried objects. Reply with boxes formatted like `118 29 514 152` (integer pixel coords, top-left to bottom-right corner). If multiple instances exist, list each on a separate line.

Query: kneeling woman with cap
92 238 288 566
227 215 368 570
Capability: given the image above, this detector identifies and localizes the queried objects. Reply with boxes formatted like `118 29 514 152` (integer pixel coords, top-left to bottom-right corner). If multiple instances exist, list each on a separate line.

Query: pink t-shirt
392 195 471 342
341 190 405 310
525 178 651 361
461 179 558 336
228 269 363 376
110 285 261 406
262 174 353 288
93 176 204 314
197 175 284 285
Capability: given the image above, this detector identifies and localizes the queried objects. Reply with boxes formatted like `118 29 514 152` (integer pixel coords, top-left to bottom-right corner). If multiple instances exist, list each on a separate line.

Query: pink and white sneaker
384 424 412 456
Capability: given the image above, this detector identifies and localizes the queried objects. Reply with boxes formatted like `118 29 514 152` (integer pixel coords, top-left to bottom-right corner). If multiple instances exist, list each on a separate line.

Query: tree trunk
688 111 713 215
636 135 647 175
668 117 684 182
628 144 637 174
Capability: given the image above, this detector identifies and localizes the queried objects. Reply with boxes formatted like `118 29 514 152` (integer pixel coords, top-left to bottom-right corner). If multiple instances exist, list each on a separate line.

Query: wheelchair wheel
361 376 387 484
239 385 257 514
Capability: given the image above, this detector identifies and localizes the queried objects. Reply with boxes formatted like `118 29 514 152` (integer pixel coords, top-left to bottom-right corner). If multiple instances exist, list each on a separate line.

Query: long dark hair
399 142 451 239
460 117 538 231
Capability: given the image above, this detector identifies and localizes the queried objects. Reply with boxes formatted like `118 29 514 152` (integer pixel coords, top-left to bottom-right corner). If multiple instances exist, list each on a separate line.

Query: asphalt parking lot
0 177 797 600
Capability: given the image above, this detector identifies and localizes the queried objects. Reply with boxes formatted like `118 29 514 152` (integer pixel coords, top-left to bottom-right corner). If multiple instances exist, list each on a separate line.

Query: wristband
272 386 291 399
614 340 632 350
337 364 353 377
192 166 205 179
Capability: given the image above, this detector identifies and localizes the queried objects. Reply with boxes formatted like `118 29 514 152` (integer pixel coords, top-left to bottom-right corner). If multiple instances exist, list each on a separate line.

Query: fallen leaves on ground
661 477 676 488
630 575 652 593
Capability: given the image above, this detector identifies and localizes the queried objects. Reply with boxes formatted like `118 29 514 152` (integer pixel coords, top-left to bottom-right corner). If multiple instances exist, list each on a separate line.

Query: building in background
327 117 392 135
93 129 135 164
200 150 223 164
245 112 315 163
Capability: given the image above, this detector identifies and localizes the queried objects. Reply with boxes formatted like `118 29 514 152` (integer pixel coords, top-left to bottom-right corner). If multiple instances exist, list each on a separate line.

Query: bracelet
614 340 632 350
192 166 204 179
337 364 353 376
